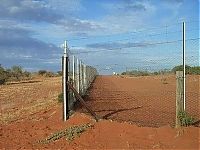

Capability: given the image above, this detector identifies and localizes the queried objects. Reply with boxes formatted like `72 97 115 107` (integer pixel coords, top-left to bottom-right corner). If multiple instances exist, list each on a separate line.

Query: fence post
80 61 82 94
76 58 79 93
72 55 75 101
79 60 82 95
86 66 89 89
83 64 87 94
182 21 186 111
176 71 184 127
72 56 75 87
63 40 69 121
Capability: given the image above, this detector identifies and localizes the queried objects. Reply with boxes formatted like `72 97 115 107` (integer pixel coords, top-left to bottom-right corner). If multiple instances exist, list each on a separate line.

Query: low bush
58 93 63 103
178 111 195 127
0 65 7 85
172 65 200 75
45 71 55 77
0 78 6 85
38 70 47 76
121 70 150 76
38 70 57 77
0 64 32 84
57 71 62 76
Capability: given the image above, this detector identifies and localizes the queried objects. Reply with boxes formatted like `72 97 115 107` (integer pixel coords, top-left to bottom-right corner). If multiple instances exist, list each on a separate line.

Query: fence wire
67 21 199 127
68 54 98 109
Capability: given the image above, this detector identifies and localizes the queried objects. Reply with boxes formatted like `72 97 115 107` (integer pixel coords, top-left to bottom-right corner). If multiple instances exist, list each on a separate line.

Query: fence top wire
70 37 199 54
67 20 198 42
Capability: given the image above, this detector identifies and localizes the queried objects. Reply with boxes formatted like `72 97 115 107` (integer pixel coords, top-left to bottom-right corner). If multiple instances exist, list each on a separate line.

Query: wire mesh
67 21 199 127
67 54 98 110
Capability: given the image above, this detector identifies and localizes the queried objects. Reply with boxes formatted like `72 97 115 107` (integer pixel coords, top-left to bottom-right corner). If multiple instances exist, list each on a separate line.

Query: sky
0 0 199 74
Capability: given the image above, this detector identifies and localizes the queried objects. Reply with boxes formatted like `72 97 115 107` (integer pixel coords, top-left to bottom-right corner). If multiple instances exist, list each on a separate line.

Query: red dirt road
80 75 199 127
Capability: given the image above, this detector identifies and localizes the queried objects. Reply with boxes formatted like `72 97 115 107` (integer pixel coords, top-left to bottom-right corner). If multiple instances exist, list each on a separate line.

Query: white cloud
84 1 156 34
47 0 83 13
0 0 62 23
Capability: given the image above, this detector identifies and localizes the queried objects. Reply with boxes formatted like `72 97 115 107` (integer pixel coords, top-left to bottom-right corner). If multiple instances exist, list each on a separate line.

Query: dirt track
0 76 199 149
80 75 199 127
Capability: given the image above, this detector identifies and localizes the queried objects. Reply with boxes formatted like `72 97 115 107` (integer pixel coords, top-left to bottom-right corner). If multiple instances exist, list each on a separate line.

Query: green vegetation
178 111 195 127
58 93 64 103
121 70 150 76
57 71 62 76
0 64 32 84
38 70 60 77
121 69 171 76
172 65 200 75
37 123 93 144
0 64 61 85
121 65 200 76
0 64 7 84
38 70 47 76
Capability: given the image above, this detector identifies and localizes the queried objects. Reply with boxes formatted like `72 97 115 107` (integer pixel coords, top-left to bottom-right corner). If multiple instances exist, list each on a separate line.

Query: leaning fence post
176 71 184 127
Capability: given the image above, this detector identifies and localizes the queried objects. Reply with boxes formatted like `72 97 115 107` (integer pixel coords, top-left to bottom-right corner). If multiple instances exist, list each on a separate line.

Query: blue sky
0 0 199 74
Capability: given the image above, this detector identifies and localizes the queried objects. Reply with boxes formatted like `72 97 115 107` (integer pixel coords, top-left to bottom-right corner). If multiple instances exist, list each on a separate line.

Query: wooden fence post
176 71 184 127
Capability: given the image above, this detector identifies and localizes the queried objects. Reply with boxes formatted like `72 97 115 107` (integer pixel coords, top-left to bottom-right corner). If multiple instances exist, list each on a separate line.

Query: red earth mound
1 109 199 149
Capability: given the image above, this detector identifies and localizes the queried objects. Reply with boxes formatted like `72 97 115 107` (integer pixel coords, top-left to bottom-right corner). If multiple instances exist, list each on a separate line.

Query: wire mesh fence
66 21 199 127
67 54 98 110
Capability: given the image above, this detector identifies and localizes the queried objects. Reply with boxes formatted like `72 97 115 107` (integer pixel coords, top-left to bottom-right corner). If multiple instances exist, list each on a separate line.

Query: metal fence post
83 64 87 94
63 40 69 121
72 55 75 101
182 21 186 111
76 58 79 94
79 60 82 95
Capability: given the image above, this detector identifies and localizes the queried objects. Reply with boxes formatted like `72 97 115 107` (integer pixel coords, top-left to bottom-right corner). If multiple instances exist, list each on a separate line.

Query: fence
62 21 199 127
68 54 98 108
62 41 98 120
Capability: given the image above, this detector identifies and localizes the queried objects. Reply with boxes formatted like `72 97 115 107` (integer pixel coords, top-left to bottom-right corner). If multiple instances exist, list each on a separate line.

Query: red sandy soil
0 76 199 149
0 109 200 149
80 75 200 127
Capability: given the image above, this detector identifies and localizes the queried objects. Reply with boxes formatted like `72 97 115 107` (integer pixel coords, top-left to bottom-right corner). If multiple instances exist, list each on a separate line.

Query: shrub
121 70 150 76
172 65 191 74
10 65 23 81
45 71 55 77
178 111 195 127
57 71 62 76
38 70 57 77
0 65 33 83
0 64 8 84
189 66 200 75
172 65 200 75
58 93 63 103
121 72 126 75
0 79 6 85
23 71 31 77
153 72 159 75
38 70 47 76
